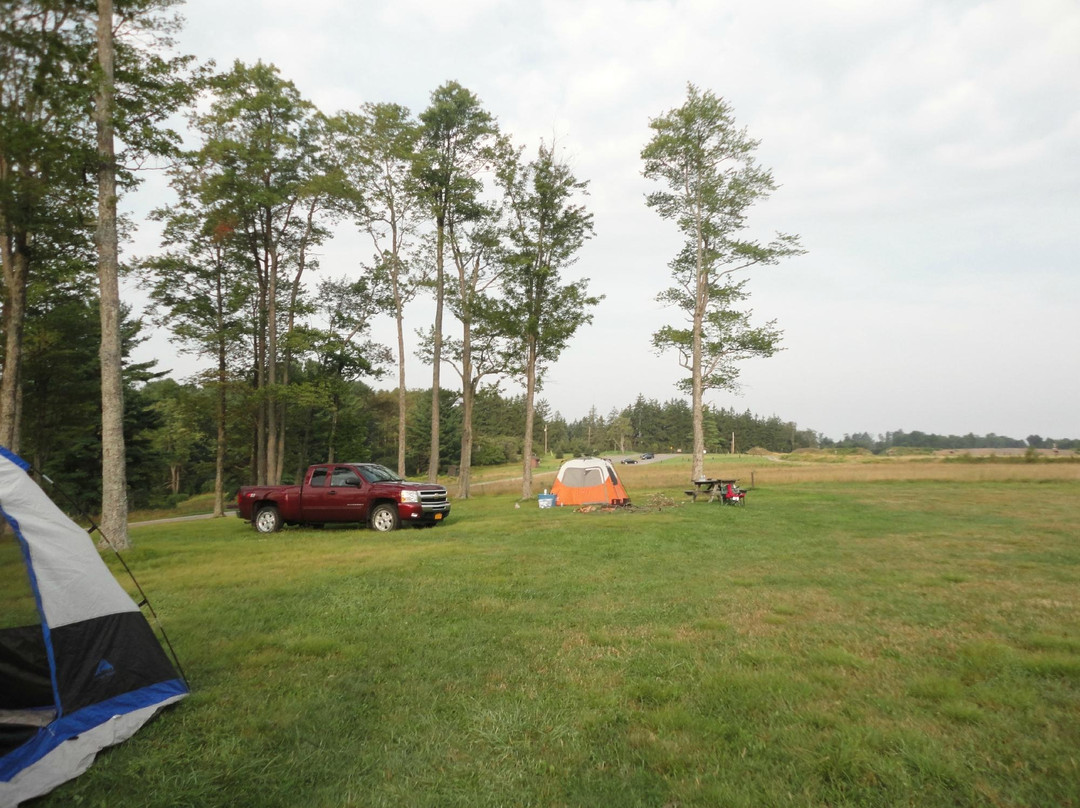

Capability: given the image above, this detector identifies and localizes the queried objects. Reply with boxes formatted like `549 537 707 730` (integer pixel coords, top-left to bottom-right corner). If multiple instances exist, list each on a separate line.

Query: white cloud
377 0 505 32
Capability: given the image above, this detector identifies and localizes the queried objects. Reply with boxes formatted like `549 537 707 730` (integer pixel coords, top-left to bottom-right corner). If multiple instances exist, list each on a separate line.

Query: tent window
0 528 54 716
563 467 604 487
0 530 39 634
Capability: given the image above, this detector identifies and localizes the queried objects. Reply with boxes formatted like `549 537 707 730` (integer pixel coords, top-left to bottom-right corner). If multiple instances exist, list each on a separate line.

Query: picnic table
686 478 746 505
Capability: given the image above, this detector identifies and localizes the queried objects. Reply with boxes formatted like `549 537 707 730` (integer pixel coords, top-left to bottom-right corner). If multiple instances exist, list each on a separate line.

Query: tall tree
641 84 803 480
497 141 598 499
192 61 329 485
274 112 343 484
445 181 506 498
141 168 253 517
2 0 197 540
414 82 495 482
331 102 422 476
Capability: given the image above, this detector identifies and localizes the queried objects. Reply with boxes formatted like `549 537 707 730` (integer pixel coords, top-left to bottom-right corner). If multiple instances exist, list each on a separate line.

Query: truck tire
254 504 283 534
369 503 400 532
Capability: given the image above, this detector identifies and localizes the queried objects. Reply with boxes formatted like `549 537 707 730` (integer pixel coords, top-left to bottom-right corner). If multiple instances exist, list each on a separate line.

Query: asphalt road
129 510 237 528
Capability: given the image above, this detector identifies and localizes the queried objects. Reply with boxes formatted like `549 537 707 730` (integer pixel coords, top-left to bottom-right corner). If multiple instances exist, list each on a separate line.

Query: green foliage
1 0 198 236
401 386 462 473
472 435 510 466
496 141 599 368
414 81 496 227
16 273 172 511
642 84 802 398
653 277 784 394
0 2 96 249
1 0 201 474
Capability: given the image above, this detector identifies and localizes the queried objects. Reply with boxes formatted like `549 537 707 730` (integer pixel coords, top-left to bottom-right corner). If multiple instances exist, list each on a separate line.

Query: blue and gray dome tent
0 447 188 805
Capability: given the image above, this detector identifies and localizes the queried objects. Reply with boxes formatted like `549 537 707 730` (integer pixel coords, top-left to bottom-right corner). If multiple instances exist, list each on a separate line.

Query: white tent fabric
0 699 185 807
0 447 188 806
0 453 137 627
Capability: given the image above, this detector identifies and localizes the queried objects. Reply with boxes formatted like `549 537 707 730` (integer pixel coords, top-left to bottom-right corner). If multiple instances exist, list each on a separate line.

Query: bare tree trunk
427 221 444 482
275 200 316 484
0 236 28 452
458 327 473 499
690 199 706 481
266 238 279 484
211 266 227 518
95 0 129 549
274 403 285 484
255 393 266 483
520 336 538 500
12 375 21 453
254 290 267 484
213 398 226 517
213 346 227 518
297 410 312 481
327 402 338 463
395 282 407 478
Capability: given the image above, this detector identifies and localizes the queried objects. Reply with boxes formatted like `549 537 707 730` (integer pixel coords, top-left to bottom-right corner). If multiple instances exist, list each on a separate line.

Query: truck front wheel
369 503 400 532
254 504 283 534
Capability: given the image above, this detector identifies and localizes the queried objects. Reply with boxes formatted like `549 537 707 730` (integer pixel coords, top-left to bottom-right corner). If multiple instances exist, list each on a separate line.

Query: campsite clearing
28 463 1080 808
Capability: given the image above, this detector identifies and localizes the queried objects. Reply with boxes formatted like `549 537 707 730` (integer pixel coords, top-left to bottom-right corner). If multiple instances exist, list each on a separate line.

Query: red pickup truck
236 463 451 533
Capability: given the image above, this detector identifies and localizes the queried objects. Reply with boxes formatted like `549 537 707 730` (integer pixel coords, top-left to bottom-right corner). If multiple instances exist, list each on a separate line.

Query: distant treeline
821 430 1079 453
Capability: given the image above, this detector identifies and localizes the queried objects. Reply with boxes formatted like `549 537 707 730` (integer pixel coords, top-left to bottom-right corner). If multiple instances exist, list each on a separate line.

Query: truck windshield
356 464 403 483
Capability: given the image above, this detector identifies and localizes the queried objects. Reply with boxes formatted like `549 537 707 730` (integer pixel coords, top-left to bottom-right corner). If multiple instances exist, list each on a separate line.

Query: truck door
304 465 369 523
299 465 332 521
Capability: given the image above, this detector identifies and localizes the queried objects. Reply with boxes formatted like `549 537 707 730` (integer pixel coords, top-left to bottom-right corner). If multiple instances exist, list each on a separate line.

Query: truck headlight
399 490 419 503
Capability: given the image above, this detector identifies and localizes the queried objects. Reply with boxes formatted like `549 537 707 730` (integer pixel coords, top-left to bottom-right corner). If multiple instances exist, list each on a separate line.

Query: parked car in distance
236 463 450 533
640 452 655 460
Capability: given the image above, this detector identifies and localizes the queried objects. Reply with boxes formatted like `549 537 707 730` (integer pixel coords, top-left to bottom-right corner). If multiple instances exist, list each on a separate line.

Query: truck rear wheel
254 504 283 533
369 503 400 532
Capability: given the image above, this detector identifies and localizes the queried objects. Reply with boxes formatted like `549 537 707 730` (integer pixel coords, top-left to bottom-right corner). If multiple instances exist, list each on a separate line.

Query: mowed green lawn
48 479 1079 807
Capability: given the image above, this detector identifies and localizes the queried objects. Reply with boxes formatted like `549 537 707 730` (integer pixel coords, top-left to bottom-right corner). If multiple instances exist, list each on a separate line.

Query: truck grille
420 487 450 511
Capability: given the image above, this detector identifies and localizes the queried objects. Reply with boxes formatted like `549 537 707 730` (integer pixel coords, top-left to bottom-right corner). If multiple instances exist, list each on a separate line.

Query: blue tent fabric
0 447 187 805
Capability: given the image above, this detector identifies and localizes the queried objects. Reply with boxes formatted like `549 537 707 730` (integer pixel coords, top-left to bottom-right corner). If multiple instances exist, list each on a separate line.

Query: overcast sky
125 0 1080 441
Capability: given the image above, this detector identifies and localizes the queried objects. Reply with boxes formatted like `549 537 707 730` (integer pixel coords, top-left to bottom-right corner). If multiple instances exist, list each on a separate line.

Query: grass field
40 459 1080 807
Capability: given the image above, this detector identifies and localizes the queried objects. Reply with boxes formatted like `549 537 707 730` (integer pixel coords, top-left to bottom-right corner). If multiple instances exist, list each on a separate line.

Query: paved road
129 511 237 528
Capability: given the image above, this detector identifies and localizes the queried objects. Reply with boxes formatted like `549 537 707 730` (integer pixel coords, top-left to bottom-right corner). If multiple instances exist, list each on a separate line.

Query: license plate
434 513 443 520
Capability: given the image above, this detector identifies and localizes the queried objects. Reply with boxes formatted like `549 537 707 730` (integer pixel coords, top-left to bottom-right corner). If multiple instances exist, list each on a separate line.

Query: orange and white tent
550 457 630 506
